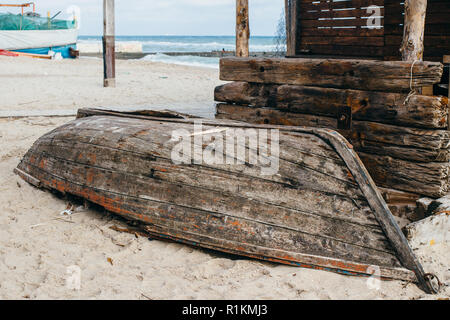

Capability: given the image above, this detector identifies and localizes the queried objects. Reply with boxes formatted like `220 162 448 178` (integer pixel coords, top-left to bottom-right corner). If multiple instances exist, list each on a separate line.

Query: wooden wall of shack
215 0 449 219
286 0 450 62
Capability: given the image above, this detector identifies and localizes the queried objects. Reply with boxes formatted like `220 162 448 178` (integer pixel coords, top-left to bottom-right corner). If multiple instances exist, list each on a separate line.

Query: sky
0 0 285 36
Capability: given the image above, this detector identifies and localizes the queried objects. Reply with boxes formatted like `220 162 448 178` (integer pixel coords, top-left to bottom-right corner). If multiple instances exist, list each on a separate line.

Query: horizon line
78 34 277 37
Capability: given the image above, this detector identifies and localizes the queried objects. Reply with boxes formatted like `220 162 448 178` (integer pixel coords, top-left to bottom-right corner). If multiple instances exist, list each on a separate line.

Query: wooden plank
103 0 115 87
301 8 385 20
299 44 384 57
387 35 450 48
300 27 384 37
301 36 385 47
300 18 384 28
214 82 448 128
388 12 450 25
215 104 450 152
385 45 450 60
236 0 249 57
359 152 450 198
299 0 385 11
219 57 444 92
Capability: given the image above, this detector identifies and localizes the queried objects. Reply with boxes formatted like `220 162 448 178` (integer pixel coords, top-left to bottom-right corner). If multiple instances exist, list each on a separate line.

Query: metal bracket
337 106 352 130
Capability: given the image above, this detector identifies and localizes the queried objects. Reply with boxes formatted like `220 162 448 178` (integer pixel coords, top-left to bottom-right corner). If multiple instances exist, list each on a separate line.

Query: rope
403 60 420 105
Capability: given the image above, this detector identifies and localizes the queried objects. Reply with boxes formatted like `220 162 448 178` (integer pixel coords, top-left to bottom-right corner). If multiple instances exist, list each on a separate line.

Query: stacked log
215 57 446 215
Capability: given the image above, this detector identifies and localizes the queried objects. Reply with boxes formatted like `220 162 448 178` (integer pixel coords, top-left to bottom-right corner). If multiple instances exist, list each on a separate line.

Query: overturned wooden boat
15 108 438 293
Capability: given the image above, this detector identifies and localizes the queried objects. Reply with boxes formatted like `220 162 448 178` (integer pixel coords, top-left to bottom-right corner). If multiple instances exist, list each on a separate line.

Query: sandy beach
0 56 448 300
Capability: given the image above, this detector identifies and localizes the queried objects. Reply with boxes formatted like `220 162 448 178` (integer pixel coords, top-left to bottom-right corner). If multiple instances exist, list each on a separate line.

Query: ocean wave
138 40 277 51
78 38 278 52
142 53 219 69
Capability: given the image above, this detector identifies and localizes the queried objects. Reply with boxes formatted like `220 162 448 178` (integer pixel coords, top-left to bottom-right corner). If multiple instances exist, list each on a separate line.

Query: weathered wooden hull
15 108 436 293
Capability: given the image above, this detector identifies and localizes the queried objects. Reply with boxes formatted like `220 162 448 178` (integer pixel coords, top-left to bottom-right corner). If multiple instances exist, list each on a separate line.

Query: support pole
236 0 249 57
400 0 428 61
103 0 115 87
285 0 298 57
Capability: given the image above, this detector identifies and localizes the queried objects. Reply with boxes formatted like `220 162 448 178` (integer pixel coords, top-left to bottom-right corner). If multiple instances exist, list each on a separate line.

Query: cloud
0 0 284 35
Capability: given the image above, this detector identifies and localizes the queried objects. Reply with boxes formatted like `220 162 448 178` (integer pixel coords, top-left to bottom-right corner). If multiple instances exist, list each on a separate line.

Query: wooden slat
301 36 385 46
301 8 385 20
300 18 384 28
387 12 449 25
299 44 384 56
300 27 384 37
299 0 385 11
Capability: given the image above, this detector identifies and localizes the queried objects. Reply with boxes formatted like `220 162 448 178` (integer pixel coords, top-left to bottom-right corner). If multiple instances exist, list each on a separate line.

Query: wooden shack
215 0 450 220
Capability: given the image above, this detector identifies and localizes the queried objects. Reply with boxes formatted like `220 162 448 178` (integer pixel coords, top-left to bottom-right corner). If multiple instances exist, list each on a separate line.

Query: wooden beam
214 82 448 129
401 0 428 61
219 57 444 92
103 0 115 87
236 0 249 57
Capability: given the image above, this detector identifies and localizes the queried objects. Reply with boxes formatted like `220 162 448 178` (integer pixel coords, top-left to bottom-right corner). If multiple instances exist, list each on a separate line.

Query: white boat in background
0 2 78 58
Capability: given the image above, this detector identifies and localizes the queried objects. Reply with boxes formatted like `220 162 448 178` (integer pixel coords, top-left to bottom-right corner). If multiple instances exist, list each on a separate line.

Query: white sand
0 56 448 300
0 56 220 118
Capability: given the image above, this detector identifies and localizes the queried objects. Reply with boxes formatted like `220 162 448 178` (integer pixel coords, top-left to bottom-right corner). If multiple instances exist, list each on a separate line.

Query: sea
78 35 282 69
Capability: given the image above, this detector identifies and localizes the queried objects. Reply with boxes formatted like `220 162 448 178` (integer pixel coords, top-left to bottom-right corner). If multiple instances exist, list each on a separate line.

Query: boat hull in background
0 29 78 58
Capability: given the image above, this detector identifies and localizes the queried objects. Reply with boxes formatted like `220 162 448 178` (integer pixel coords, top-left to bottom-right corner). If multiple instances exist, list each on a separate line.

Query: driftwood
215 82 449 129
14 109 437 293
215 104 450 163
219 57 444 92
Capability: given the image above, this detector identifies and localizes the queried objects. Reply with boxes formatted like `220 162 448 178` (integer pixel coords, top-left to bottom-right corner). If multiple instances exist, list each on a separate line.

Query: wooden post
444 55 450 130
236 0 249 57
285 0 298 57
400 0 428 61
103 0 115 87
